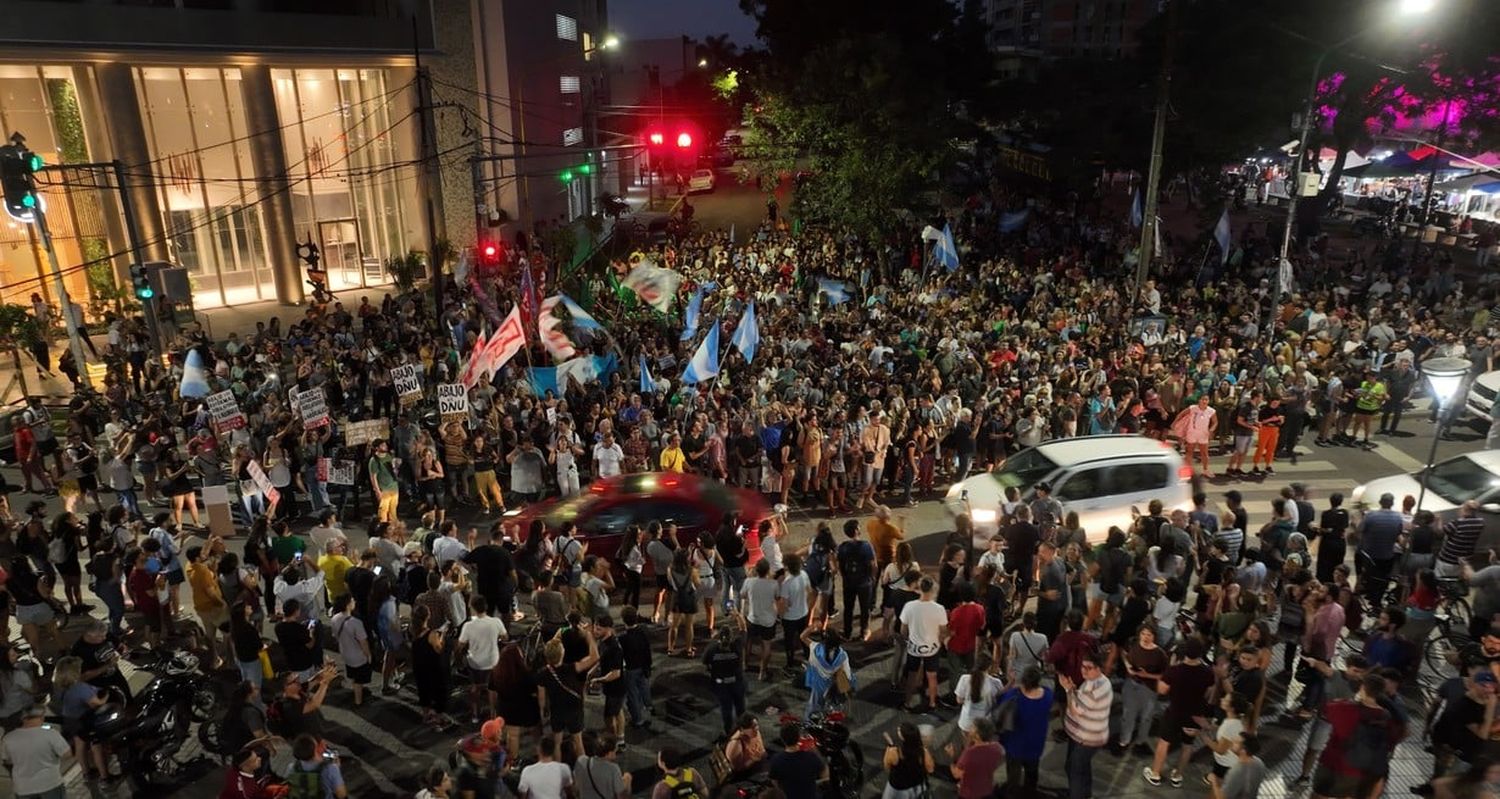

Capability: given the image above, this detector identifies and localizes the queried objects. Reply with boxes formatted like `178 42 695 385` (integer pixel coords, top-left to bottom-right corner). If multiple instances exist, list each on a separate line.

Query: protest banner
206 390 246 434
437 383 468 424
328 460 356 486
296 387 330 430
247 460 280 507
391 364 423 406
342 419 389 448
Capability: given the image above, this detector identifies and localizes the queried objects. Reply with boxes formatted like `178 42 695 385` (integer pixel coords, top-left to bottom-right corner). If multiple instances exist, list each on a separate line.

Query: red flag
518 264 539 332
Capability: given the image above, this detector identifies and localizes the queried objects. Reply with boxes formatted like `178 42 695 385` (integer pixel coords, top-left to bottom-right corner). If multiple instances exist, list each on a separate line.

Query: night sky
609 0 759 45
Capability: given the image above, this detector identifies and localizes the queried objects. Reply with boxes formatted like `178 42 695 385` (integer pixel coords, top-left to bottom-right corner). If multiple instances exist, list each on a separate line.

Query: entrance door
318 219 363 291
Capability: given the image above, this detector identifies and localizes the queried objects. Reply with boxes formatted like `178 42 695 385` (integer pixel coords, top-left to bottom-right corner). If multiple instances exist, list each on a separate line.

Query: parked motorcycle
777 711 864 799
90 651 221 788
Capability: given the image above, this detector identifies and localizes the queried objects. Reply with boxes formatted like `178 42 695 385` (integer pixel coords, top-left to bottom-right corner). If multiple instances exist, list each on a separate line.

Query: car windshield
1421 456 1500 504
987 447 1058 491
544 493 600 527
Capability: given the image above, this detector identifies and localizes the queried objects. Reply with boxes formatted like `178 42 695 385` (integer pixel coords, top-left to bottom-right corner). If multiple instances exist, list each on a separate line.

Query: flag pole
1193 239 1213 286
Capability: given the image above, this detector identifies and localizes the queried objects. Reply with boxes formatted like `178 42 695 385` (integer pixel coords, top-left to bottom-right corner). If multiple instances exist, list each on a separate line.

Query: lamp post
1269 0 1438 341
1416 356 1471 512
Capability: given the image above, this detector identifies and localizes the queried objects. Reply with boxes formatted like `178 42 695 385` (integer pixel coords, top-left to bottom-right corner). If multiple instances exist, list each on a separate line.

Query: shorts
1307 718 1332 752
750 623 777 641
167 568 186 586
469 665 492 685
603 692 625 718
903 652 940 675
38 438 58 457
1313 766 1372 799
78 474 98 492
1086 582 1123 607
1232 435 1253 454
655 574 670 590
551 705 584 734
1158 713 1200 745
16 601 54 626
346 662 372 685
1354 406 1378 416
1212 763 1231 780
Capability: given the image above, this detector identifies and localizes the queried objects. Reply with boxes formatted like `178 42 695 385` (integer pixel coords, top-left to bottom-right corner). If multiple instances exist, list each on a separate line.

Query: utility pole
413 16 447 330
1134 0 1179 299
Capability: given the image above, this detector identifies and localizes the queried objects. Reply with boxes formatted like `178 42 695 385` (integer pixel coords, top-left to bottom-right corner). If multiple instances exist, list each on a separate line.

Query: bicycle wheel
1426 622 1466 681
1446 597 1473 632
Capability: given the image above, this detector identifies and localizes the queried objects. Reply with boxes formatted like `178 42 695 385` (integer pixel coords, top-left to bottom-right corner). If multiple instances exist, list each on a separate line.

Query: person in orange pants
1251 395 1285 475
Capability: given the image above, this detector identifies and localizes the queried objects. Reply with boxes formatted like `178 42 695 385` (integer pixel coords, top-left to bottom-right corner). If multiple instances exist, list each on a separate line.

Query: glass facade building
0 61 424 310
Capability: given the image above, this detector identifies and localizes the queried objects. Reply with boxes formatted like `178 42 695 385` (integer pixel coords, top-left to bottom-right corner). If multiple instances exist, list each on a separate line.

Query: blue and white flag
1213 209 1232 265
935 223 960 271
816 278 852 306
728 223 736 244
526 367 559 397
639 354 656 394
999 209 1031 234
180 347 210 398
730 301 760 364
682 322 721 384
558 294 602 332
1130 188 1143 228
681 286 705 341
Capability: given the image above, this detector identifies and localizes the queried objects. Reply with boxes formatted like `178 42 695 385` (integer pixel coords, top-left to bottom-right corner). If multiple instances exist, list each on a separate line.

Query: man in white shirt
593 433 625 478
518 737 573 799
274 558 328 620
739 559 780 678
457 595 506 723
759 520 785 576
898 576 948 711
308 509 347 556
1 704 71 797
432 520 470 569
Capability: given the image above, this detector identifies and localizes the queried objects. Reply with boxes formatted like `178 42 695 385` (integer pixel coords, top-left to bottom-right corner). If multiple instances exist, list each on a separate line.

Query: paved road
6 405 1482 798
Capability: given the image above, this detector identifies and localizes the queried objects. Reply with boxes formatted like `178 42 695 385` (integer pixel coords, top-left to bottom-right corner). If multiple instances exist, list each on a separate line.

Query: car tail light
1178 465 1194 482
589 482 607 494
661 475 681 488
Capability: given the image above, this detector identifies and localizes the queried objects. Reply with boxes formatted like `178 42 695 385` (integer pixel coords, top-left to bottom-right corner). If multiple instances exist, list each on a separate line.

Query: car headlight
969 509 999 524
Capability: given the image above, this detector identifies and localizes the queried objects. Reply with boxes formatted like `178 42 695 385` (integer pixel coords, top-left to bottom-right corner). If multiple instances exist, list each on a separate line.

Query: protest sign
206 390 246 434
247 460 280 507
328 460 356 486
391 364 423 406
296 387 329 430
437 383 468 424
342 418 389 448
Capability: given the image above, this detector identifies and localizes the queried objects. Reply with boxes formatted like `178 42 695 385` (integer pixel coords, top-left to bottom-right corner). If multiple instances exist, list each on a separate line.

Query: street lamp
1416 356 1471 511
1270 0 1439 339
602 34 620 51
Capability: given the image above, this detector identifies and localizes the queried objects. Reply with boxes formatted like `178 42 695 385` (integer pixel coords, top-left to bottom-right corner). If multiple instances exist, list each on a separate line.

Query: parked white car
1353 450 1500 554
945 435 1195 546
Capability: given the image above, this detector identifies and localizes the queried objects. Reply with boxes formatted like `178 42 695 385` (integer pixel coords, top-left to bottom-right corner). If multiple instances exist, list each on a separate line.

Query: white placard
391 364 423 405
297 387 330 430
437 383 468 423
342 419 390 448
328 460 356 486
206 390 245 434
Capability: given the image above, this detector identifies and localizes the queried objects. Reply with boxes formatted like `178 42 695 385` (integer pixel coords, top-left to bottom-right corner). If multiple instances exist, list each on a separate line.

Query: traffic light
647 131 665 147
0 142 40 223
676 132 693 149
559 169 574 183
576 163 592 176
296 236 321 270
129 263 154 300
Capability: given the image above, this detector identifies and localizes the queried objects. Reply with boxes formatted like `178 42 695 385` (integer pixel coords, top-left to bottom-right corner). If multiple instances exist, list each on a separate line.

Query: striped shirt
1065 675 1113 747
1440 516 1485 566
1215 527 1246 564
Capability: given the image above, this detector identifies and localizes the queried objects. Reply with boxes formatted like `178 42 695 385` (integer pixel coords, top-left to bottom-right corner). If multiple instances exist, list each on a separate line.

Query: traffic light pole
111 159 164 357
33 204 92 391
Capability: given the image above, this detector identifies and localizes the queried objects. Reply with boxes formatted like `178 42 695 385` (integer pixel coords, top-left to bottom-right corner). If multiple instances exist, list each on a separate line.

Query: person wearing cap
1417 662 1500 794
219 745 278 799
0 703 70 798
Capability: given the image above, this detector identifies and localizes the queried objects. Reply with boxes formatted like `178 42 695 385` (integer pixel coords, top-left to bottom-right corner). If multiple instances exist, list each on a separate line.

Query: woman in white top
264 439 293 514
878 542 918 640
953 660 1005 734
692 534 722 630
1153 578 1187 647
1201 692 1248 790
1006 611 1049 682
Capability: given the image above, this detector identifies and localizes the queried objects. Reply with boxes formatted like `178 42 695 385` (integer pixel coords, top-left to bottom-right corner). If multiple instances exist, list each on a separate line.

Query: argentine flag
682 323 721 385
558 294 602 332
1213 209 1232 265
935 223 960 271
639 354 657 394
730 301 760 364
180 348 211 398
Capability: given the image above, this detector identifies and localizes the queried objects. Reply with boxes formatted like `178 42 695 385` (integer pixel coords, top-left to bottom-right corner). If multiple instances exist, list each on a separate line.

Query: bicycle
1423 578 1474 680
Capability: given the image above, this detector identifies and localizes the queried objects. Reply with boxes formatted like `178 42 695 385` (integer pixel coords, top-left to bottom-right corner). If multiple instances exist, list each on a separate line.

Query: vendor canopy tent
1436 172 1500 194
1344 148 1473 178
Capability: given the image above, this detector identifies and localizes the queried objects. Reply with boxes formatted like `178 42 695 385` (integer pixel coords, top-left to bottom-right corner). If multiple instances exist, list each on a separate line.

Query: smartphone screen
373 566 383 576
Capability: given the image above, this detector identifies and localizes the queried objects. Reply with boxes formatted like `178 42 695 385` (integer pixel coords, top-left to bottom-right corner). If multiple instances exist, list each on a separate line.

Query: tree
736 0 995 236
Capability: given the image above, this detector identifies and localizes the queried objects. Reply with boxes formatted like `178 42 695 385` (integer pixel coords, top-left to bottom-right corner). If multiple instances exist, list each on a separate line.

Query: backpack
804 544 830 589
1346 707 1392 774
286 759 326 799
662 769 705 799
838 540 872 585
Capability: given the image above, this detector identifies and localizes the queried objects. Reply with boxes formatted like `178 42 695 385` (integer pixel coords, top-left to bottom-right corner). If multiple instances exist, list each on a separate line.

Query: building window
559 75 581 94
556 14 578 41
563 127 583 146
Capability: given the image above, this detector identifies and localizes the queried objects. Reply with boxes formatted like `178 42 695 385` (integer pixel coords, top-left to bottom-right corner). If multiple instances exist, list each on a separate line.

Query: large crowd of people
1 175 1499 799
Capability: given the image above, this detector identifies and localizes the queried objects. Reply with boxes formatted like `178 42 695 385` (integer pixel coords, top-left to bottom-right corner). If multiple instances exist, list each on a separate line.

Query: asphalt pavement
1 403 1485 798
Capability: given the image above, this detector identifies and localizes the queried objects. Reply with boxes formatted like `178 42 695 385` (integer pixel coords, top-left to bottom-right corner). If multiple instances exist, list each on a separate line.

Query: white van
945 435 1196 546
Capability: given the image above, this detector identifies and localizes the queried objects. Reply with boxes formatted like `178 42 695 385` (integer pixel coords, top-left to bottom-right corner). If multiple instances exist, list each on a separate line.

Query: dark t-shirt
1003 522 1040 562
277 695 324 741
767 749 825 799
454 761 497 799
1163 662 1215 719
598 637 626 698
275 620 319 672
464 544 515 594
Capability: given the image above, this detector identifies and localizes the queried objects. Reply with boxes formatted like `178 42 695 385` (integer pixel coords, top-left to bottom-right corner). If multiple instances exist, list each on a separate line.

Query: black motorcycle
92 651 222 788
777 711 865 799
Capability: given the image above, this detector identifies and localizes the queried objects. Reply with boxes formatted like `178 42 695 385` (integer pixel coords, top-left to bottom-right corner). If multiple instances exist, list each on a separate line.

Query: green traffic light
577 164 592 175
136 286 154 300
26 154 42 172
559 170 574 183
20 194 34 208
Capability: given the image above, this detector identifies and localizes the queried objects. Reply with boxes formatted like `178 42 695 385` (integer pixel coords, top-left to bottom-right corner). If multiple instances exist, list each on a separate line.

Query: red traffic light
483 244 498 258
648 132 665 146
676 132 693 149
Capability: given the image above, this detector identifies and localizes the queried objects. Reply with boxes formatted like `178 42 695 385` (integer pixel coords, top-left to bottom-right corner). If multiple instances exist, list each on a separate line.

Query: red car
509 472 775 576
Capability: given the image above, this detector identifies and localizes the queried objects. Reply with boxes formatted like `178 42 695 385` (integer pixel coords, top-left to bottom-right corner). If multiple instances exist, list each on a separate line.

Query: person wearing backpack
286 733 347 799
650 746 707 799
1311 672 1398 799
837 519 876 641
802 523 837 627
